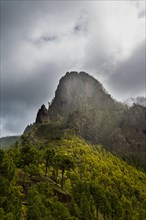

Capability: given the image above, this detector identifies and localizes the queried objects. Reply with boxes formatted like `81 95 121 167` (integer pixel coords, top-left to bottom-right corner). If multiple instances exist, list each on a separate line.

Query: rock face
36 104 50 123
49 71 121 119
109 104 146 155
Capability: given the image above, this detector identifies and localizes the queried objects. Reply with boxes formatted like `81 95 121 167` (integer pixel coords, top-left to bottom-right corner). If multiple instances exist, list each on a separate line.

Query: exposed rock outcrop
36 104 50 123
49 71 122 120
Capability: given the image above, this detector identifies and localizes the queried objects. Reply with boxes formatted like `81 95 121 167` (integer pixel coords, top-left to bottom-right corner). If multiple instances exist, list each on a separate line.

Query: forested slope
0 133 146 220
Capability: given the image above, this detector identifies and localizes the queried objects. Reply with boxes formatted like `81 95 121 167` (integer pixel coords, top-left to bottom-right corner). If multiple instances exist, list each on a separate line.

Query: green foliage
0 153 15 182
27 187 52 220
4 212 14 220
0 150 21 219
27 182 72 220
53 153 74 188
1 134 146 219
47 134 146 219
79 192 96 220
51 199 73 220
0 208 4 220
44 148 55 174
19 144 40 167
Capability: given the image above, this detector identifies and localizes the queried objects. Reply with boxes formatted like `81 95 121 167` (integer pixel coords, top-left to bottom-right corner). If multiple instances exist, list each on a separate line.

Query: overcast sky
0 0 145 137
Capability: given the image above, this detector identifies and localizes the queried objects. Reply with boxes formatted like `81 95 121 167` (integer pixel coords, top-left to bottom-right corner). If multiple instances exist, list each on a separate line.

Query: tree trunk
96 206 99 220
45 165 48 175
103 212 106 220
45 160 48 175
61 169 65 188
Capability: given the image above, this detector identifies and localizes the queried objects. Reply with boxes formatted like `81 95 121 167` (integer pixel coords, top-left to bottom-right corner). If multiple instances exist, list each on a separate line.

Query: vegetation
0 133 146 219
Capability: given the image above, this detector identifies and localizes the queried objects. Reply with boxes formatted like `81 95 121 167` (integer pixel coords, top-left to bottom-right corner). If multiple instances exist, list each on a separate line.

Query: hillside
0 134 146 219
1 71 146 219
0 136 20 150
35 72 146 171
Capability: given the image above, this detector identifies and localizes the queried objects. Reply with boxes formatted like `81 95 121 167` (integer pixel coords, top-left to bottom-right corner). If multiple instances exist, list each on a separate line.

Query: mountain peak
36 104 50 123
48 71 118 119
31 71 145 171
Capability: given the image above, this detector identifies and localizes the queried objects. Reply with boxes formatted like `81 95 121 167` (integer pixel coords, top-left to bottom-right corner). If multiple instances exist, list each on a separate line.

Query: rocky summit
34 71 146 170
37 71 123 121
48 71 121 119
36 104 50 124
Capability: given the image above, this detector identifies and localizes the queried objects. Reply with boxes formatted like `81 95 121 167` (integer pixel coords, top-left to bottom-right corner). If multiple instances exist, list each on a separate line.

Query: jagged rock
36 104 50 123
49 71 122 119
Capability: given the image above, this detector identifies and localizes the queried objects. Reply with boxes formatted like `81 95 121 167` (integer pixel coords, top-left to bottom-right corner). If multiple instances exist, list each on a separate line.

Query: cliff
49 71 121 119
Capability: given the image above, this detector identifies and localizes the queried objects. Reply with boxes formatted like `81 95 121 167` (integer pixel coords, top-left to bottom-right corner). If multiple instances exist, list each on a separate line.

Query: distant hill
0 135 20 149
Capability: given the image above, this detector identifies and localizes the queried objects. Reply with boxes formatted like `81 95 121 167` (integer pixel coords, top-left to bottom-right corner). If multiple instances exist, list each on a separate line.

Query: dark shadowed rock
36 104 50 123
110 105 146 152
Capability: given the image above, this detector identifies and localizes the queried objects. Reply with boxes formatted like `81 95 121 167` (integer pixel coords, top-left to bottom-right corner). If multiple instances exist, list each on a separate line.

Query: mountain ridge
4 71 145 171
34 71 146 171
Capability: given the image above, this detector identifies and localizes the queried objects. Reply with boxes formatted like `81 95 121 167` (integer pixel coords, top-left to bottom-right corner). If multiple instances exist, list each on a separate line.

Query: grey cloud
25 35 58 48
73 14 88 34
130 0 145 19
138 10 146 18
83 34 114 78
131 0 141 9
41 36 57 42
1 1 88 136
1 1 145 136
2 116 28 135
1 61 64 116
106 41 145 101
1 62 65 136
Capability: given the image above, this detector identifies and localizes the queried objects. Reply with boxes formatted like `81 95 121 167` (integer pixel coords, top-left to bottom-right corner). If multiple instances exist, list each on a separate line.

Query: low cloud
106 41 145 101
